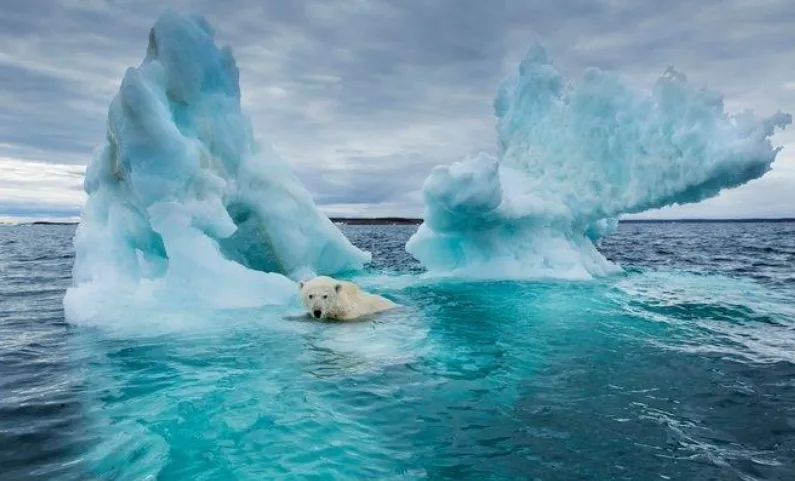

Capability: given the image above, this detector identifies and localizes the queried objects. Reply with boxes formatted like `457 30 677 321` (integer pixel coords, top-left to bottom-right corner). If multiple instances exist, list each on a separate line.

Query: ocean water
1 222 794 481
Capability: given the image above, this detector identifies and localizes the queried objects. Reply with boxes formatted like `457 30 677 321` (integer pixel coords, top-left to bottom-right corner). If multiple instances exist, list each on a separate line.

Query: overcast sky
1 0 794 221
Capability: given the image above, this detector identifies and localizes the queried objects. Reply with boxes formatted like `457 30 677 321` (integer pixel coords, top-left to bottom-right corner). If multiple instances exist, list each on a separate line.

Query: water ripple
0 223 794 480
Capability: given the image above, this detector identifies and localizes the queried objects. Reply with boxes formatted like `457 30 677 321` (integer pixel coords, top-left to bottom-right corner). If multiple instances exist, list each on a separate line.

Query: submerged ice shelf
64 11 369 321
407 45 791 279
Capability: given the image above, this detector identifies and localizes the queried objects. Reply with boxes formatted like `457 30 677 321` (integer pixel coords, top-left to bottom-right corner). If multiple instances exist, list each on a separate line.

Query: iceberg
407 45 791 279
64 11 369 320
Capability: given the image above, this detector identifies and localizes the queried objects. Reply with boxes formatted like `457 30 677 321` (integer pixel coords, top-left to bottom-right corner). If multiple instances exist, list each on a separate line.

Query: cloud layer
1 0 794 219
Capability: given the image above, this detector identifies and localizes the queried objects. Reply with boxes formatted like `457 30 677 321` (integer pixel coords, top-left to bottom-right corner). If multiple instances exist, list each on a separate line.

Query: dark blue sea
1 222 794 480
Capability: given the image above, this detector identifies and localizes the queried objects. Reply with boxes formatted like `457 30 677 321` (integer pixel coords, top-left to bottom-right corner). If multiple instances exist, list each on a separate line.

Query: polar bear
298 276 397 321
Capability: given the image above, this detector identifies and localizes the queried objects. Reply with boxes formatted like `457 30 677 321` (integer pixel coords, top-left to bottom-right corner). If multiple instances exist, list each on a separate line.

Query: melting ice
407 45 791 279
64 11 369 322
64 11 793 324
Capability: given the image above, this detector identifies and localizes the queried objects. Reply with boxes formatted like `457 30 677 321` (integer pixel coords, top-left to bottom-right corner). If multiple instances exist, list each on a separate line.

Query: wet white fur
298 276 397 321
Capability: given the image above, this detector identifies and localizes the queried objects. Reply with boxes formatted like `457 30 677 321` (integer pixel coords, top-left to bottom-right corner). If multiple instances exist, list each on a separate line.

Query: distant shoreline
330 217 422 225
7 217 795 226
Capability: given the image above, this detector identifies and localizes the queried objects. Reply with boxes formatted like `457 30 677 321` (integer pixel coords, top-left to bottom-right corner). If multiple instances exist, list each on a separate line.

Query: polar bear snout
312 309 323 319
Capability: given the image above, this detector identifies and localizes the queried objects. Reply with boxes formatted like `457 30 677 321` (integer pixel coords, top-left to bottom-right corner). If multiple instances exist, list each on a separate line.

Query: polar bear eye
308 294 314 299
322 295 328 299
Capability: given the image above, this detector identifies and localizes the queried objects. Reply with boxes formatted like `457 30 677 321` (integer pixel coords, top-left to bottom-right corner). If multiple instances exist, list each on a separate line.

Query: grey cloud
298 152 437 206
624 175 795 219
0 65 105 158
0 0 793 218
0 201 81 218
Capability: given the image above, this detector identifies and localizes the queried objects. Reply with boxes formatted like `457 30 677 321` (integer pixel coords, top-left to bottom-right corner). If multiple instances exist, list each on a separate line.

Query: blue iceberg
407 45 791 279
64 11 369 320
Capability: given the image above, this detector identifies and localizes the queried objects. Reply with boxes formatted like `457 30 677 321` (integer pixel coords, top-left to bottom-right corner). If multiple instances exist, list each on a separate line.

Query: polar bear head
298 276 346 319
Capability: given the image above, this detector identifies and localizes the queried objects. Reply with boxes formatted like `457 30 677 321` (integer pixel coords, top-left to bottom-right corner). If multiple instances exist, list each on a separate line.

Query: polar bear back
338 281 396 319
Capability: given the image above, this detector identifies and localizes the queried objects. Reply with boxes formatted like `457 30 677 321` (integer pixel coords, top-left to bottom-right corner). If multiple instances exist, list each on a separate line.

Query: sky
1 0 794 221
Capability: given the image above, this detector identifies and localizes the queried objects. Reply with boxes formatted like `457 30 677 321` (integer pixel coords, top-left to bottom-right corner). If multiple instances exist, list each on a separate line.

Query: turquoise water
2 222 794 480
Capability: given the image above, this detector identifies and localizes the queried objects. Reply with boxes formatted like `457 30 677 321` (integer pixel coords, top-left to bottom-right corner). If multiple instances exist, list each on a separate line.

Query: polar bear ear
334 283 342 293
298 281 305 290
